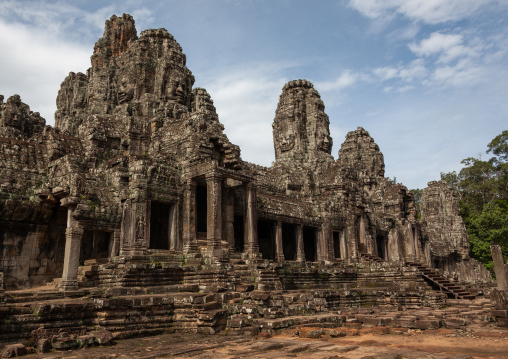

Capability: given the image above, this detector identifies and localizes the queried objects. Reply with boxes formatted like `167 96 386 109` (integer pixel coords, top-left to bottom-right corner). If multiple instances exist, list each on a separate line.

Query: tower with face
272 80 333 165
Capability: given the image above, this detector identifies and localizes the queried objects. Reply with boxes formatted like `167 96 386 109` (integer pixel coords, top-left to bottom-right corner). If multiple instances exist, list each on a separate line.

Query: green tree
440 130 508 268
410 188 423 213
466 202 508 271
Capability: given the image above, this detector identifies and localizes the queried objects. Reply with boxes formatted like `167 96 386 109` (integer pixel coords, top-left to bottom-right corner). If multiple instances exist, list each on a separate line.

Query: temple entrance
376 234 386 260
258 219 275 260
196 185 207 234
282 223 297 260
303 226 317 262
333 231 341 259
80 230 112 264
150 202 171 249
233 215 244 252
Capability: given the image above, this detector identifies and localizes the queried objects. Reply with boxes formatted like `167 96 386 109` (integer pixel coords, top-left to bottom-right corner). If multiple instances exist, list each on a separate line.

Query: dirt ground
18 323 508 359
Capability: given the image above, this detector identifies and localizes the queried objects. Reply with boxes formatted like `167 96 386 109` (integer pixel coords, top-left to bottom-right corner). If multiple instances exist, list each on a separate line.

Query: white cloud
426 59 484 87
373 66 399 81
409 32 462 56
399 59 428 82
0 1 154 124
347 0 495 24
408 32 482 64
315 70 360 92
200 62 291 166
372 59 428 84
0 20 90 124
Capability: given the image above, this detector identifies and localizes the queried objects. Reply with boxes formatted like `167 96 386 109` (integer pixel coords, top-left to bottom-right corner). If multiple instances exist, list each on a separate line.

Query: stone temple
0 14 503 344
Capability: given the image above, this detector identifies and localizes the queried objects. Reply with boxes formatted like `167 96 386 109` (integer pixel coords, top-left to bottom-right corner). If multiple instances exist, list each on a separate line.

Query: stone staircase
360 252 384 262
406 261 475 300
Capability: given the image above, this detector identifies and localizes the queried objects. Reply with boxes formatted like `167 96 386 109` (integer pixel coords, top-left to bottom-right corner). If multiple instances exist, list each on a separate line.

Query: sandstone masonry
0 14 491 294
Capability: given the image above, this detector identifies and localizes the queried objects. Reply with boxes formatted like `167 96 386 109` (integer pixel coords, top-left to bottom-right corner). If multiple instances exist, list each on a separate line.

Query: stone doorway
149 202 175 250
282 223 297 260
196 185 207 235
80 230 112 264
333 231 341 259
376 234 386 260
303 226 317 262
258 219 275 260
233 215 244 253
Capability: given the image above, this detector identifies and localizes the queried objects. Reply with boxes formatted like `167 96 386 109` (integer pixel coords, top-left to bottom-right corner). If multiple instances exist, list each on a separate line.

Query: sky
0 0 507 190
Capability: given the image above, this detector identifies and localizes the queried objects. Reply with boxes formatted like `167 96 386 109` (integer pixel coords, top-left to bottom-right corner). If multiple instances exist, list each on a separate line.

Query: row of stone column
273 221 335 263
183 171 259 259
60 206 121 291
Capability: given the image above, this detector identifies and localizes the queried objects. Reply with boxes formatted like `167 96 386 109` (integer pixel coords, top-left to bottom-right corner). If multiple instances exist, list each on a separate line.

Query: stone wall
0 13 491 291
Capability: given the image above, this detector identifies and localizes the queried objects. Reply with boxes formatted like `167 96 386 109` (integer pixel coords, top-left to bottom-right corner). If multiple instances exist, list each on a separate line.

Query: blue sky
1 0 507 189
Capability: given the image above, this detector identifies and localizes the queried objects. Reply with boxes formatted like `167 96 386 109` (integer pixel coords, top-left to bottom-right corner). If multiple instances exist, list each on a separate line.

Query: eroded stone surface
0 13 495 346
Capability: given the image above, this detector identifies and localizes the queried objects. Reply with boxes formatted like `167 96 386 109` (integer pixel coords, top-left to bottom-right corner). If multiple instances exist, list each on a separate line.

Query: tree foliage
409 187 423 214
440 130 508 269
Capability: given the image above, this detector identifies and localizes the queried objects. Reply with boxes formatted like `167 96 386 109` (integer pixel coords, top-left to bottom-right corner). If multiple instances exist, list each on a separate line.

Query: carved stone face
117 76 134 104
2 106 21 130
166 76 188 105
280 133 295 152
317 130 332 153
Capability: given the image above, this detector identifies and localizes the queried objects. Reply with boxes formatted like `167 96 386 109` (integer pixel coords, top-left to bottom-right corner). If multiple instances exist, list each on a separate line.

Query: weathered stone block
51 333 78 350
491 309 508 318
37 338 51 354
414 319 440 330
1 343 26 358
89 329 113 345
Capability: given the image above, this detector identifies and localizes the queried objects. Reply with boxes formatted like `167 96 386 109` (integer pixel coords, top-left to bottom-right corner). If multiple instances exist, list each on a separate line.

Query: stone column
424 241 432 266
60 206 83 291
275 221 284 262
320 220 332 261
413 226 421 261
316 227 323 261
111 230 121 257
492 245 508 290
120 199 133 255
358 215 366 253
223 188 235 253
132 201 148 255
206 172 222 257
345 216 358 262
183 180 198 254
244 183 259 259
387 228 401 262
169 203 179 251
340 229 348 260
296 225 305 263
405 222 416 261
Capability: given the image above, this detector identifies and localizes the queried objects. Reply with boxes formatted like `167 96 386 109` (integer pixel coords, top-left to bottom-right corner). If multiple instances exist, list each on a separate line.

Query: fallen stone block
414 319 441 330
236 284 254 292
76 335 95 348
444 317 470 329
1 343 26 358
491 309 508 318
397 316 416 328
37 338 51 354
308 329 324 338
327 329 347 337
51 333 78 350
89 329 114 345
363 316 395 326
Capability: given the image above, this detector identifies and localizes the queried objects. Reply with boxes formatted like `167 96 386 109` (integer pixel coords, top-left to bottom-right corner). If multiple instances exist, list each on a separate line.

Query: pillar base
60 280 78 291
184 241 200 255
207 239 223 258
245 244 260 260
